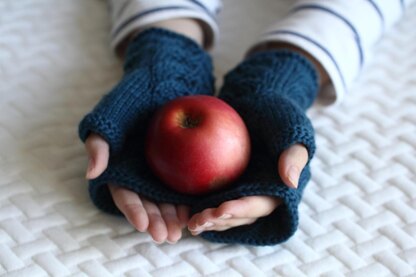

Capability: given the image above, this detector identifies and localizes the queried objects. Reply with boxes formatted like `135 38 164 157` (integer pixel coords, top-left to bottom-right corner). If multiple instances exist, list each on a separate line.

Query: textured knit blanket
0 0 415 276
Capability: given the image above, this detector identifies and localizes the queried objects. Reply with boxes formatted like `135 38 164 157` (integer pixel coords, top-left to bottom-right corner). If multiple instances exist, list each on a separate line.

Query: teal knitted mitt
78 28 215 210
192 50 319 245
79 28 214 154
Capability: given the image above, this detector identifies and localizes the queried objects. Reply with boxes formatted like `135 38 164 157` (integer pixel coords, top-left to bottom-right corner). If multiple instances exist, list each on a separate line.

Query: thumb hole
278 144 309 189
85 133 110 179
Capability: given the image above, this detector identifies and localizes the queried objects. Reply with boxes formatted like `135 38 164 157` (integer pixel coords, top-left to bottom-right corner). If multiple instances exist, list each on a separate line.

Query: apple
145 95 251 195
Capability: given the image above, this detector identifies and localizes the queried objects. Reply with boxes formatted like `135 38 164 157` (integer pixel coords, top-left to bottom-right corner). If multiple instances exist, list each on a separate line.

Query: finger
159 203 182 244
141 198 168 243
188 208 216 232
109 184 149 232
189 217 257 235
176 205 190 228
278 144 309 189
188 196 281 235
188 207 242 233
85 133 110 179
215 196 281 219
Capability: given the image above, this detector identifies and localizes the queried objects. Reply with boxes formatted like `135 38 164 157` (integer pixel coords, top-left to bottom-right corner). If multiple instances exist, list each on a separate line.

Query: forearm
108 0 221 54
251 0 413 105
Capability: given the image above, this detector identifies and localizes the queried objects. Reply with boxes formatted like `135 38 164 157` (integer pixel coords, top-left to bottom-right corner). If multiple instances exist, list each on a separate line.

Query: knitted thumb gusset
78 28 214 154
191 50 319 245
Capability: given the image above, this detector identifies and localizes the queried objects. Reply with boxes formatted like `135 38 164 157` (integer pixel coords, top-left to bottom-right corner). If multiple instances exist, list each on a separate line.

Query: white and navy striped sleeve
254 0 415 105
108 0 222 50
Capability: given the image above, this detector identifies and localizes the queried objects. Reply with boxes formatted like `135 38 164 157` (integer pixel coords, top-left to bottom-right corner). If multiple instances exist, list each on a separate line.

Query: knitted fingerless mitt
79 28 214 154
192 50 319 245
78 28 215 212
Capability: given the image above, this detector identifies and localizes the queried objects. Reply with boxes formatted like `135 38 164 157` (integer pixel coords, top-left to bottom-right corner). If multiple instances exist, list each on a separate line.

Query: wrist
117 18 204 59
148 18 204 46
221 50 319 110
249 42 329 89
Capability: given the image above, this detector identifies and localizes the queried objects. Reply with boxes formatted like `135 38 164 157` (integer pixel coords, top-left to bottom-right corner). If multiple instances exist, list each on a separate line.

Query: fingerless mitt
78 28 215 212
193 50 319 245
79 28 214 154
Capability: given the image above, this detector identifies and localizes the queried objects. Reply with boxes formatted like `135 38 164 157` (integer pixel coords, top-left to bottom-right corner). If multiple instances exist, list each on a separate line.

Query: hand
85 133 308 240
185 50 318 245
85 133 189 244
78 28 215 244
109 185 190 244
188 144 308 235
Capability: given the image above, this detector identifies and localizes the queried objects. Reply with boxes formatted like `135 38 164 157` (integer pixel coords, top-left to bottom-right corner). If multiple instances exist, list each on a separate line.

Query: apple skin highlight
145 95 251 195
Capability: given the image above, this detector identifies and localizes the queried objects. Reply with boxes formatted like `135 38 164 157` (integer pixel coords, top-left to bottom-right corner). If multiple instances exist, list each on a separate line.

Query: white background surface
0 0 415 276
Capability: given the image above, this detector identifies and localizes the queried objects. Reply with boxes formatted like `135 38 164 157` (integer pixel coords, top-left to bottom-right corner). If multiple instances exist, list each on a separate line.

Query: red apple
145 95 251 195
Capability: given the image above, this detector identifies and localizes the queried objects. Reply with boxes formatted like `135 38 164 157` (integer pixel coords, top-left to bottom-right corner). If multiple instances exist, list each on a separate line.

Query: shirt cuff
249 0 407 106
108 0 221 50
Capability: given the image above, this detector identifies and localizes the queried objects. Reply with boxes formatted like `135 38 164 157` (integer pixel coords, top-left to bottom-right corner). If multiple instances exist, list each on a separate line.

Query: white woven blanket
0 1 415 276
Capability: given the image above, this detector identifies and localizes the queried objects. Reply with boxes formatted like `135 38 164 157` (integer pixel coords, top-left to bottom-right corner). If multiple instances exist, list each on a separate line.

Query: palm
84 134 308 243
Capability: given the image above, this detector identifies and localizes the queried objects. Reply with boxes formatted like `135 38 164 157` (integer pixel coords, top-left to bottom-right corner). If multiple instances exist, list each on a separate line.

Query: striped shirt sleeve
108 0 222 50
254 0 415 105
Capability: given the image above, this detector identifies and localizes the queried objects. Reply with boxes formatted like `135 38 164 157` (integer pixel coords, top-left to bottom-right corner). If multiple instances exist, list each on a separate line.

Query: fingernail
200 221 214 229
152 239 164 244
137 227 146 233
189 221 214 233
191 221 214 232
166 240 177 244
85 158 94 179
287 166 299 188
217 214 232 220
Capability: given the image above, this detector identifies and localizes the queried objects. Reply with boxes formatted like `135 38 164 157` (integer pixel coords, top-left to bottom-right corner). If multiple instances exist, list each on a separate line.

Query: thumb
85 133 110 179
278 144 309 189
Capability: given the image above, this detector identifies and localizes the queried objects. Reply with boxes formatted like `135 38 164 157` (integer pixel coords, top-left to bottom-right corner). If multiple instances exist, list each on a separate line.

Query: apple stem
181 114 201 129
